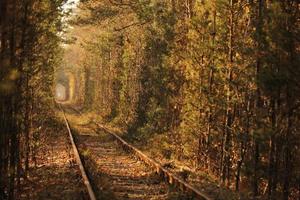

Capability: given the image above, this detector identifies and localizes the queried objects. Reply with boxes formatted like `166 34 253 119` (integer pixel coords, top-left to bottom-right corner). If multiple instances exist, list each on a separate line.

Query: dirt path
69 120 191 200
18 118 88 200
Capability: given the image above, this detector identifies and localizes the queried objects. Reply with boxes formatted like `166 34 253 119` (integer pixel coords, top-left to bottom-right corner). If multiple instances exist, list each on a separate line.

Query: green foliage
75 0 300 198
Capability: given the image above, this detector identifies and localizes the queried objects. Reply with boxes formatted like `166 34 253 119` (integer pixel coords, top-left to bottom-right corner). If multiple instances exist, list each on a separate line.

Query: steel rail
57 103 97 200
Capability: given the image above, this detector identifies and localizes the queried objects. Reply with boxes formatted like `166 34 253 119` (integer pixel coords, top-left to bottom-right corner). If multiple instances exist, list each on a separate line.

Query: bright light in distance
56 83 67 101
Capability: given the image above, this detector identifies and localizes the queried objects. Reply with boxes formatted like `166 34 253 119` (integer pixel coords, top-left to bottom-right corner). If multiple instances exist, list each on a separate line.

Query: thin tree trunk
205 2 216 171
253 0 264 197
235 98 250 191
221 0 234 186
267 98 276 199
283 87 292 200
24 73 30 176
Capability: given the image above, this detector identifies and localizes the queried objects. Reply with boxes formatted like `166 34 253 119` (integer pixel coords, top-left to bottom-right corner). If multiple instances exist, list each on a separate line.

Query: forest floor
18 117 89 200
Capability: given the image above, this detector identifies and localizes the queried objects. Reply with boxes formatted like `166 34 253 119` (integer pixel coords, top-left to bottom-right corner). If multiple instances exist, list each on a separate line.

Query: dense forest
0 0 66 199
69 0 300 199
0 0 299 199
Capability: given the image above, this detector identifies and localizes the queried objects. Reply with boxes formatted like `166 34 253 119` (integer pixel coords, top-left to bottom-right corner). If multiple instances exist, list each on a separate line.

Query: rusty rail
95 123 213 200
57 104 97 200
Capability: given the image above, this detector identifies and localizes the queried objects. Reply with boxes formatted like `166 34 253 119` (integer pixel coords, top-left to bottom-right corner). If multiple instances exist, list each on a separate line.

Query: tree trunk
221 0 234 186
283 87 292 200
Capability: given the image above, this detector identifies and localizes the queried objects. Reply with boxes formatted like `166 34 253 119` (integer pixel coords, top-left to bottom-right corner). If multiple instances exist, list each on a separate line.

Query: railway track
58 104 212 200
58 103 96 200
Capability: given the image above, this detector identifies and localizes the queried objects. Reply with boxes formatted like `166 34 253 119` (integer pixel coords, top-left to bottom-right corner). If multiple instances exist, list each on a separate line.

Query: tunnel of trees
55 73 70 102
55 70 80 103
0 0 299 199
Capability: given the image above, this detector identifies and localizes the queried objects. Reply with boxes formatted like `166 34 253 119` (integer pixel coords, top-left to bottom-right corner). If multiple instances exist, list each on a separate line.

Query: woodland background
0 0 299 200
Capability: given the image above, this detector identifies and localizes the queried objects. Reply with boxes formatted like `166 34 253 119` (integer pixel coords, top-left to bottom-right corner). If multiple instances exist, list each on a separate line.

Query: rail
95 123 212 200
57 103 97 200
